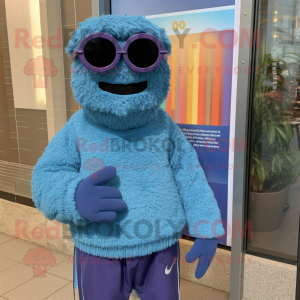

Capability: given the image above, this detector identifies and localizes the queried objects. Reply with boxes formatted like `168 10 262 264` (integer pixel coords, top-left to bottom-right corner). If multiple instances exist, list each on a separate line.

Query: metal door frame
230 0 257 299
93 0 110 16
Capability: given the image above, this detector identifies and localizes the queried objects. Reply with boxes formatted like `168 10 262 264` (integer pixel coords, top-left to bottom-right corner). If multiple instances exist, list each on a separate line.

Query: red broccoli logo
23 246 56 277
24 56 57 88
83 157 106 178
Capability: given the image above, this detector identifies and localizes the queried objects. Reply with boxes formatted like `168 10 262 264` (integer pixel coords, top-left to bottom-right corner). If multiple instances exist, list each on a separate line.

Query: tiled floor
0 232 230 300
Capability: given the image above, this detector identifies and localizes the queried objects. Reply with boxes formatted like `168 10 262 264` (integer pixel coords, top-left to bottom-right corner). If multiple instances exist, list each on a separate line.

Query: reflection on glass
248 0 300 261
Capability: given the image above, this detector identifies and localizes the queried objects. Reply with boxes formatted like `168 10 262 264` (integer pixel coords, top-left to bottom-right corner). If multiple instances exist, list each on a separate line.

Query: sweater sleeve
31 122 90 227
168 117 225 239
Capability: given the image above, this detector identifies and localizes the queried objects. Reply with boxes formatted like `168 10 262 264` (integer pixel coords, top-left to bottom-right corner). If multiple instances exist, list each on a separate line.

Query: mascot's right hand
75 166 127 222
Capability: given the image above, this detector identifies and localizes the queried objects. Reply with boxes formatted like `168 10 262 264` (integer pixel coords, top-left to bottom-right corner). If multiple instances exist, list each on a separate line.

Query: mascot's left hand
185 238 218 279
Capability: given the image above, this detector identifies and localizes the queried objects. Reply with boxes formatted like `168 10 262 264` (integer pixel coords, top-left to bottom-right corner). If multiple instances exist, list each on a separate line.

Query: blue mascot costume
31 15 225 300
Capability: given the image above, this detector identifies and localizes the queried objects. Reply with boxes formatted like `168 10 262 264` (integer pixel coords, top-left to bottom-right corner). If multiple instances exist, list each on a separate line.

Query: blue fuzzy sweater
32 108 224 258
32 15 224 258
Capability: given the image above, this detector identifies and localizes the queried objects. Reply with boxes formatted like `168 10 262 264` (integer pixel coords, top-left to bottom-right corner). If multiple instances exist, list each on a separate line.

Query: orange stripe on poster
166 54 172 115
218 41 225 125
192 42 200 124
204 33 216 125
179 47 186 123
198 41 206 125
211 37 222 125
186 43 194 124
172 45 178 119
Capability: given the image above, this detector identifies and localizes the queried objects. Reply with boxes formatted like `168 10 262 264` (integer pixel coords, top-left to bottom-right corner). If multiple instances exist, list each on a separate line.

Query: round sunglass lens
84 38 116 68
127 39 159 68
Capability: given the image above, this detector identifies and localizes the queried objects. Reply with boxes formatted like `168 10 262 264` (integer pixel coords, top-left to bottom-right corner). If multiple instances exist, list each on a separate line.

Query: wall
5 0 47 110
0 0 49 167
0 0 19 164
0 0 92 204
61 0 92 120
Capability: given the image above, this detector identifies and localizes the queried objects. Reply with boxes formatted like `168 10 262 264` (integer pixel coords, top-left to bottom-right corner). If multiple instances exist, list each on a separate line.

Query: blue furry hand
75 166 127 222
185 238 218 279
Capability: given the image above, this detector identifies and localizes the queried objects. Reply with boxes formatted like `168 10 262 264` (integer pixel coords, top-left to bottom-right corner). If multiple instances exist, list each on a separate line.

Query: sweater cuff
189 218 225 239
59 174 90 227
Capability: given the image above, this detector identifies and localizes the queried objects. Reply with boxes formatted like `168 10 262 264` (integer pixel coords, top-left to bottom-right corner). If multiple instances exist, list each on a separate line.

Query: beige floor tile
45 282 74 300
47 258 74 281
180 279 229 300
129 290 139 299
0 238 69 268
3 273 70 300
38 248 70 270
0 256 18 273
73 287 80 300
0 232 14 245
0 239 45 263
0 263 34 296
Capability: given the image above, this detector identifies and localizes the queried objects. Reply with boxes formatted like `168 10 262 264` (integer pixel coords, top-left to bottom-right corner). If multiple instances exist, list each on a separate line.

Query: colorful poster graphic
112 1 241 246
147 7 238 246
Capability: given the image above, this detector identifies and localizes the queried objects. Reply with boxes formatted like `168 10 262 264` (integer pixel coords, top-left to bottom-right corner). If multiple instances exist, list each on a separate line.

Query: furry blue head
66 15 172 130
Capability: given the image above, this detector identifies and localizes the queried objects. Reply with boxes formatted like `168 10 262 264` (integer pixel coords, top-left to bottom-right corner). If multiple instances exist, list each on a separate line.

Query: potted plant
250 54 300 232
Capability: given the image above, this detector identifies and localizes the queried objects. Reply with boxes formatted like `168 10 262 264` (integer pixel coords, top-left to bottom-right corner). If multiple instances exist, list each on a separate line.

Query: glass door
247 0 300 263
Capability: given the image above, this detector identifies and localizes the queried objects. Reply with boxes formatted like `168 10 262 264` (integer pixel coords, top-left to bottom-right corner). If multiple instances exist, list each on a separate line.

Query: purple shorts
73 242 180 300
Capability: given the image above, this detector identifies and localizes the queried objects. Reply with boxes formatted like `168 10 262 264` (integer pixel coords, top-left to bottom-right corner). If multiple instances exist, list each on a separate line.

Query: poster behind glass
112 0 241 246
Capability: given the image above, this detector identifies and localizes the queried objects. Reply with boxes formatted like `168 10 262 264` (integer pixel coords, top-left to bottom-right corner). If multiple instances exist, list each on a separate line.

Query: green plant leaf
269 101 281 115
275 125 289 148
267 124 276 147
250 53 300 192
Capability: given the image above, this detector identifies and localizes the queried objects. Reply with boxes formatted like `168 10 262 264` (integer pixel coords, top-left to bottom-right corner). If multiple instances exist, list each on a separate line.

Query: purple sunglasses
72 32 168 73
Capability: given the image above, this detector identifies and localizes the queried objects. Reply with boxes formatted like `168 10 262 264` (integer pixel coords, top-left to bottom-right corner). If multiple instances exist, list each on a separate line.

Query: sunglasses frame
71 32 168 73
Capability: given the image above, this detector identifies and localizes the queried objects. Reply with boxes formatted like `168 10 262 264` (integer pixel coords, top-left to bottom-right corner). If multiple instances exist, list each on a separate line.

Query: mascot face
66 15 172 129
